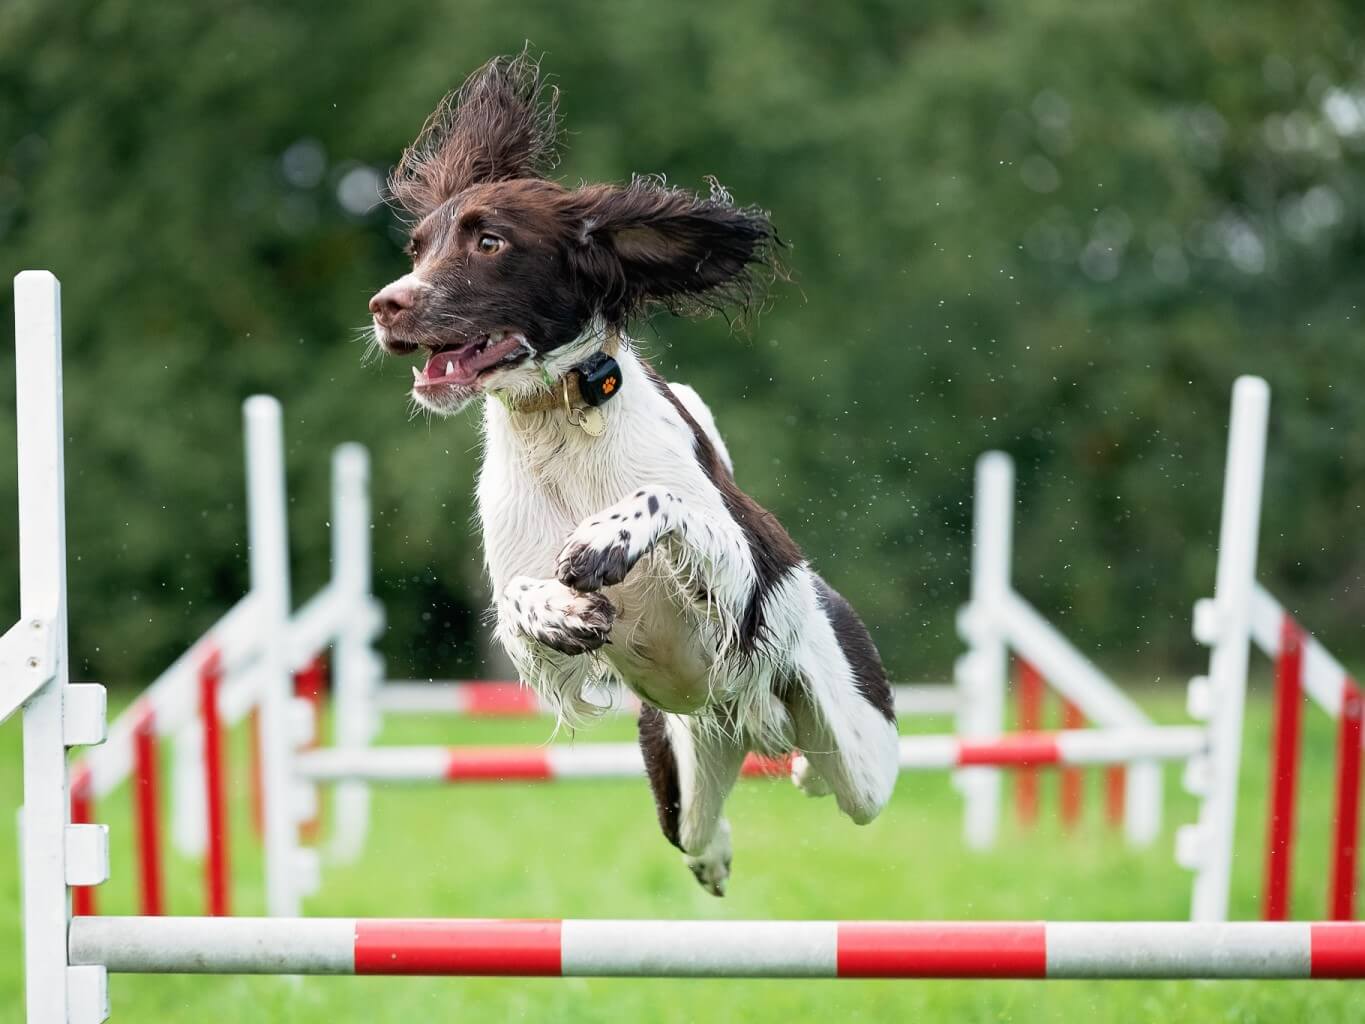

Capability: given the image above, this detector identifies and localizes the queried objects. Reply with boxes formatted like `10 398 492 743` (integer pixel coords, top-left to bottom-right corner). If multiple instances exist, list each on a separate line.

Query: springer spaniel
367 54 897 895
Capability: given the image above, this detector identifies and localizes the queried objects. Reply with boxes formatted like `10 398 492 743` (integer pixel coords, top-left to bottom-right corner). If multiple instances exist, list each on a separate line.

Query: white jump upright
327 443 386 862
956 451 1164 849
243 396 317 918
10 271 110 1023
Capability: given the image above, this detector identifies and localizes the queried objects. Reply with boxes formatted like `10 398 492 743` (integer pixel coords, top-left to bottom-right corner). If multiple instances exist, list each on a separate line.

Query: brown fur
377 54 778 359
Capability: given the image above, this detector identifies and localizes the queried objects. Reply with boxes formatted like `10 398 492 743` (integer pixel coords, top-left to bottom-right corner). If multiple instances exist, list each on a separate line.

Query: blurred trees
1 0 1364 685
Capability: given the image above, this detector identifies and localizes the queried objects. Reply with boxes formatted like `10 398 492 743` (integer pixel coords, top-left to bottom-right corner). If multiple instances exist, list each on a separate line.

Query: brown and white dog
367 54 898 895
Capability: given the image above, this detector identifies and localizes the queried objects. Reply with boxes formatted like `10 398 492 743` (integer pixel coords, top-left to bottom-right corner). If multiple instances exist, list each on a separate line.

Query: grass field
2 687 1360 1021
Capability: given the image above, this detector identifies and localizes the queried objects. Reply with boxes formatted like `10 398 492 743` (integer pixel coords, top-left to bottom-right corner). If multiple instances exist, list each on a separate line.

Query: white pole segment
244 396 304 917
561 920 838 977
14 272 109 1023
1045 922 1309 978
70 916 355 975
1188 376 1269 923
328 443 384 862
1054 726 1205 764
956 451 1011 849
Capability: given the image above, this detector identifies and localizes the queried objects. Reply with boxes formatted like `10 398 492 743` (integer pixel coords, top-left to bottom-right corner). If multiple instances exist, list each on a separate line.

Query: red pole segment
1104 767 1125 830
294 655 328 843
199 648 230 917
443 749 555 782
1015 659 1043 828
132 703 164 916
1330 677 1363 921
356 919 564 975
1264 615 1305 921
464 682 540 716
837 921 1047 978
69 763 96 916
1060 700 1085 829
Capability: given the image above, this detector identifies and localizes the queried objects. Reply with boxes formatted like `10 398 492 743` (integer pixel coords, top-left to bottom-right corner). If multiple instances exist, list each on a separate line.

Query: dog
367 54 898 895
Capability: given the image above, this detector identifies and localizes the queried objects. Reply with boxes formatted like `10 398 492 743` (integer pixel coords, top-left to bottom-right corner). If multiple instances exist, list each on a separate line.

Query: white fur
472 339 898 892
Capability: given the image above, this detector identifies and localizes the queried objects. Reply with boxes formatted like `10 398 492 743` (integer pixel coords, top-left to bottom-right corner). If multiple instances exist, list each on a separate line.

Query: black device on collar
576 352 622 408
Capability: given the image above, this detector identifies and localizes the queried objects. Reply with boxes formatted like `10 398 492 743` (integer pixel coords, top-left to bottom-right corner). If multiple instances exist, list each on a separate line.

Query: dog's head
367 53 777 415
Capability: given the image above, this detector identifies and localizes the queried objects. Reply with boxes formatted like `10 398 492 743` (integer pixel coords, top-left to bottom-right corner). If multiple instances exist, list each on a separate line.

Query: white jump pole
244 396 315 917
11 272 110 1023
955 452 1012 849
328 443 384 862
67 916 1365 979
1183 376 1270 923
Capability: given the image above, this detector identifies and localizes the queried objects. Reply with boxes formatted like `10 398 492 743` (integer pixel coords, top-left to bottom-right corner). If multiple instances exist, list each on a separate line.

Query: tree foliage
2 0 1364 685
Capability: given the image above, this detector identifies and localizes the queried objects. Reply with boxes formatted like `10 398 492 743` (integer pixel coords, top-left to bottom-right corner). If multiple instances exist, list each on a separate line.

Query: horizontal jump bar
377 681 960 718
69 917 1365 979
294 727 1207 783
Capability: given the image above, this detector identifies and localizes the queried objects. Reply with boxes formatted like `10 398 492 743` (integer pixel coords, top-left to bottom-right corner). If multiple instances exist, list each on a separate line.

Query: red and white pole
1264 615 1305 921
1330 678 1363 920
132 702 164 916
199 648 230 917
68 916 1365 979
293 727 1207 784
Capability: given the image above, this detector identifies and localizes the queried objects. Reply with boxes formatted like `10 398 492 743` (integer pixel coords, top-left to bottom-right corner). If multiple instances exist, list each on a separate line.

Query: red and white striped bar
68 917 1365 979
377 681 959 718
293 727 1207 784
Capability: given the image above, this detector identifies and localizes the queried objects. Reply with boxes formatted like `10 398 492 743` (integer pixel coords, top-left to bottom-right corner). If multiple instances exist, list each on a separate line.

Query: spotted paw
556 490 673 592
504 577 616 656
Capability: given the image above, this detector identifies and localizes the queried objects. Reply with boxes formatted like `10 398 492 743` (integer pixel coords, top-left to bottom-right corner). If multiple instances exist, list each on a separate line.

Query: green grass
1 688 1359 1021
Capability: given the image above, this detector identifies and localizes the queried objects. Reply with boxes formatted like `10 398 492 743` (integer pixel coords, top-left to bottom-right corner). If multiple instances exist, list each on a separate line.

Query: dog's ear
388 52 560 218
564 178 777 326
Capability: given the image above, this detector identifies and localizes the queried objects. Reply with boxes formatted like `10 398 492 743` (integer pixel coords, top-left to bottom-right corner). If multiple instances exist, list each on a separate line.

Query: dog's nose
369 281 418 325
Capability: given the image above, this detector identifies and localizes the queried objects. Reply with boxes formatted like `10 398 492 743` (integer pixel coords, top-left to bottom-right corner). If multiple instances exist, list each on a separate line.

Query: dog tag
576 406 605 437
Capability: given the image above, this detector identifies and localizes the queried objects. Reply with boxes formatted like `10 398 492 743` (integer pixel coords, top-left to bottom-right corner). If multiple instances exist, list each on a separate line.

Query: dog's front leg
556 485 750 602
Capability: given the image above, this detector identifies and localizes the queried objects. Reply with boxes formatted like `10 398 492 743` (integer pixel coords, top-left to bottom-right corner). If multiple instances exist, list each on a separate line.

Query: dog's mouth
411 330 532 392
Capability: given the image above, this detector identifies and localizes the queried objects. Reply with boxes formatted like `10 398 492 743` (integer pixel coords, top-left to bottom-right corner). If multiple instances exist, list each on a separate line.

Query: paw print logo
602 376 617 395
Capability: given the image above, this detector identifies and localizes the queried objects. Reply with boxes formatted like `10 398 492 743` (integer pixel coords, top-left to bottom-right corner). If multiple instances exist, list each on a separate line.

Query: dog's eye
477 234 505 255
406 238 423 261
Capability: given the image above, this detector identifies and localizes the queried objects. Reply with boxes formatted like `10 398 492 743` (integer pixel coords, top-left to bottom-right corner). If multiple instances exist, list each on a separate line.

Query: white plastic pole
328 443 383 862
15 271 109 1023
244 396 306 917
955 452 1011 849
1186 376 1270 922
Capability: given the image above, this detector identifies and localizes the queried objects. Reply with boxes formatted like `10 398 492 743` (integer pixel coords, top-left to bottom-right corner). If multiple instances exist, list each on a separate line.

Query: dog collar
504 333 623 436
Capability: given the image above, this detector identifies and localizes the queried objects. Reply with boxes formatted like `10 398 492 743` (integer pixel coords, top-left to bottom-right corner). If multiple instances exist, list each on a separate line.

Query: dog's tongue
423 333 528 385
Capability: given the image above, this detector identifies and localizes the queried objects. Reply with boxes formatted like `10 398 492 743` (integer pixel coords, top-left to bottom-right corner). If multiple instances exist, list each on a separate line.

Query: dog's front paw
505 577 616 655
557 491 673 591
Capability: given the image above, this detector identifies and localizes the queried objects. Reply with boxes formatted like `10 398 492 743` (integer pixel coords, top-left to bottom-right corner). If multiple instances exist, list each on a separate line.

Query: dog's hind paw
683 820 732 897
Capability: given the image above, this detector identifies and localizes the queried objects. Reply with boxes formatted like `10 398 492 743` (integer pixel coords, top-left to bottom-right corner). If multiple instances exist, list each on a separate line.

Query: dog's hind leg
783 571 899 825
638 704 746 896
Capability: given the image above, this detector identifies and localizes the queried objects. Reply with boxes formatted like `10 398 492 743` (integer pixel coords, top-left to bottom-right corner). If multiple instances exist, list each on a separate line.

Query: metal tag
575 406 605 437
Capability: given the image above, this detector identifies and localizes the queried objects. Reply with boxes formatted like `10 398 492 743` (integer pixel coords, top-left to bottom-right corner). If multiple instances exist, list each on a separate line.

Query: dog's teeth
411 366 421 381
445 360 454 376
490 330 504 344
